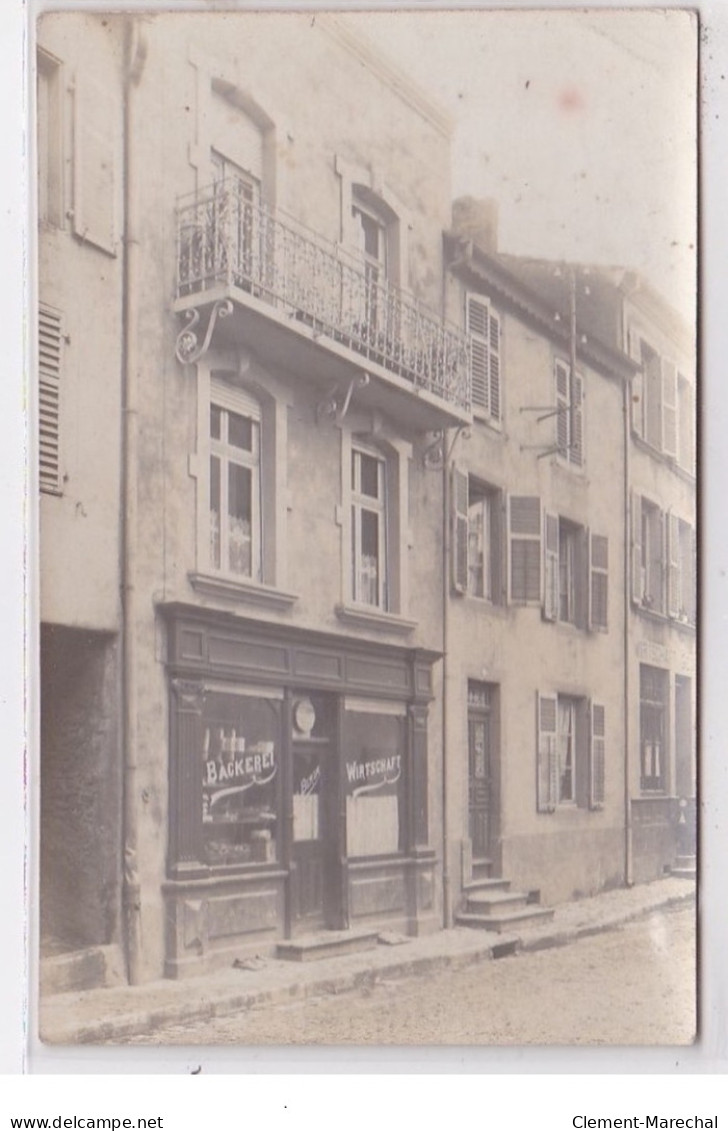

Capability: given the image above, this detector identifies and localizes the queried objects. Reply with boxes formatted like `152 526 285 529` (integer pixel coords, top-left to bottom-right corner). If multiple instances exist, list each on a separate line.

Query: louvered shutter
488 309 501 423
589 702 606 810
555 361 569 454
570 374 584 466
590 533 609 631
678 376 695 476
73 75 117 255
509 496 541 603
451 467 469 595
537 693 558 813
644 349 662 449
628 329 644 438
631 491 643 606
662 360 678 458
39 306 63 494
466 295 490 413
667 512 681 619
543 512 559 621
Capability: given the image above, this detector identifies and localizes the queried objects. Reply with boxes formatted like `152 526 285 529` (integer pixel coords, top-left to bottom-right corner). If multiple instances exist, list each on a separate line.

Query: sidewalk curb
41 887 695 1045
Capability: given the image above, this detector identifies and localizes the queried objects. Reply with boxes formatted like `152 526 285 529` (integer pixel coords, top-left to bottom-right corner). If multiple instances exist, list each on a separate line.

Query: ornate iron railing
176 184 471 412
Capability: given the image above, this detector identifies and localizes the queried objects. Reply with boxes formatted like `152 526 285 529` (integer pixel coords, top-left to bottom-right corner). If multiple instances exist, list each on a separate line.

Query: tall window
640 665 668 792
211 151 261 286
555 360 584 467
558 521 578 623
451 471 503 602
556 697 578 803
209 384 261 580
638 497 665 613
537 693 605 812
352 199 389 334
37 49 63 227
351 447 387 608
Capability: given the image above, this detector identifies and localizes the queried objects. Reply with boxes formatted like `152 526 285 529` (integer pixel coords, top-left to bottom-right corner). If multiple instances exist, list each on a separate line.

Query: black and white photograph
33 6 698 1051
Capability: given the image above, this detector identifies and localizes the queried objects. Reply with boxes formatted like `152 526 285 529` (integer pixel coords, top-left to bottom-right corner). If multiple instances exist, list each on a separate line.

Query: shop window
345 709 405 857
555 359 584 467
466 294 501 424
640 665 668 793
537 693 605 812
201 690 282 866
451 469 504 602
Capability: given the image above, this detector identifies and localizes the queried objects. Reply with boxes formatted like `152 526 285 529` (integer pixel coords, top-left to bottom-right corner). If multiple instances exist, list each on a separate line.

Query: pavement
38 875 695 1045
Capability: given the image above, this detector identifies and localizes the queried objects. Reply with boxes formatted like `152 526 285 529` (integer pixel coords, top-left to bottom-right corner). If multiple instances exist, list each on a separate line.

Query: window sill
189 571 298 610
335 603 417 635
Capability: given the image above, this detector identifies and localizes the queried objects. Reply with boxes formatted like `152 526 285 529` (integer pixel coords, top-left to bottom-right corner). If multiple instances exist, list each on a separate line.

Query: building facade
36 12 696 992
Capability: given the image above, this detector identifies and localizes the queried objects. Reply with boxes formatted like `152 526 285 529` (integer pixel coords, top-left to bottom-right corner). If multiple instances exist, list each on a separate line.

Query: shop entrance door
290 694 342 932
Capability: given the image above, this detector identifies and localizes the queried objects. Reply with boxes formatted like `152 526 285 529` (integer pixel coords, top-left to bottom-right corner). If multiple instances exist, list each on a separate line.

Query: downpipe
120 16 147 985
623 374 634 887
441 432 452 928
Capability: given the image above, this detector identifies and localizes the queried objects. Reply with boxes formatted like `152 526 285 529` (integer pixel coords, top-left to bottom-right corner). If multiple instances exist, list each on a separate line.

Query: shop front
161 605 439 978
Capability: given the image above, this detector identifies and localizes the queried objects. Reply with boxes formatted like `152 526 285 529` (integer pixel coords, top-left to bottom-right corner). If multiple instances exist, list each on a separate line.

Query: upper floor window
451 469 504 603
466 294 501 424
37 49 63 227
630 332 695 474
631 492 695 625
351 190 397 338
209 382 261 581
351 447 388 609
555 359 584 467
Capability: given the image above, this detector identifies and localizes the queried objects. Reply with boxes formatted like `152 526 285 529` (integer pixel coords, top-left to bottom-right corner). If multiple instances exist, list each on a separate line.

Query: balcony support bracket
175 299 234 366
316 371 370 426
423 423 470 470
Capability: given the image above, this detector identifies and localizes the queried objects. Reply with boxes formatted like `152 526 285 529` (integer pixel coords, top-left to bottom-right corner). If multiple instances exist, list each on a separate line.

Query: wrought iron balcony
175 184 471 417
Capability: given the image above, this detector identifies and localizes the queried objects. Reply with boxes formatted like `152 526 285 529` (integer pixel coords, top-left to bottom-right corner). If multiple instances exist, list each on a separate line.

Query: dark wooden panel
293 648 344 683
349 871 406 917
207 887 282 939
346 656 410 693
208 634 290 675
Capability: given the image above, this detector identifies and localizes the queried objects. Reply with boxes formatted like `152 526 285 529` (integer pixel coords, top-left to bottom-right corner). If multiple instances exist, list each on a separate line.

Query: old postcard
35 7 697 1048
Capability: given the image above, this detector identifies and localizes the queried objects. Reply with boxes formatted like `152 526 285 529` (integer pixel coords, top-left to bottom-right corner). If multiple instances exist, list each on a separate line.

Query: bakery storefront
161 605 440 978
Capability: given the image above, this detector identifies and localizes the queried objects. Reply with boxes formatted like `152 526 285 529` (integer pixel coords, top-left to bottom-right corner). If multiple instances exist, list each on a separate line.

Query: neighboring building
36 14 695 994
443 202 637 912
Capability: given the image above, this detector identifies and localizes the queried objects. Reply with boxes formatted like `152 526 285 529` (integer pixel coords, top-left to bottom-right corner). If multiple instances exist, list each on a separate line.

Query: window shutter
543 512 559 621
555 361 569 454
488 309 501 423
589 702 606 809
536 692 558 813
667 512 681 619
590 533 609 631
678 376 696 476
73 75 117 255
628 330 644 438
466 295 490 413
451 467 469 595
39 305 63 494
509 496 541 603
644 349 662 450
570 374 584 466
631 491 643 606
662 360 678 458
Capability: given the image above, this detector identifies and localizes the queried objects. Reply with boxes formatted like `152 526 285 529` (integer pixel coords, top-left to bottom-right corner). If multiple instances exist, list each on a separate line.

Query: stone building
36 12 695 993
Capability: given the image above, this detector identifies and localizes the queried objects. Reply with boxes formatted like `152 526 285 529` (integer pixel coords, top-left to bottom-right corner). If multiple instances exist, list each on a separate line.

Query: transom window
209 385 261 580
351 448 387 609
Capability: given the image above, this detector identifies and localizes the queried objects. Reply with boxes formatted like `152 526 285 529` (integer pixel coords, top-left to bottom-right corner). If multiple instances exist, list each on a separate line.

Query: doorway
467 681 498 866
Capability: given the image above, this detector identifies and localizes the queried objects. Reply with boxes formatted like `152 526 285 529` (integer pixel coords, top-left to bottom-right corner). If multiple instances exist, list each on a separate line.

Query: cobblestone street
127 904 695 1047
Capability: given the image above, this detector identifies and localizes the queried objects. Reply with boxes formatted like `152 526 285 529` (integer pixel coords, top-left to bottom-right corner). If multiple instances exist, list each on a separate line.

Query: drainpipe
623 370 634 887
441 430 452 927
120 15 147 985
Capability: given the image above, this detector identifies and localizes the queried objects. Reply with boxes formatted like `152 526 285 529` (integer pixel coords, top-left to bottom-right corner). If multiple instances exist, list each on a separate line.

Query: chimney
452 196 499 254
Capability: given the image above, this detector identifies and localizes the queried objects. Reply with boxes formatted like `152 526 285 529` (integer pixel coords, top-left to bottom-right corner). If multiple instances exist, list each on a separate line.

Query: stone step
466 889 529 915
276 927 380 963
462 877 512 895
40 944 125 995
455 906 555 934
